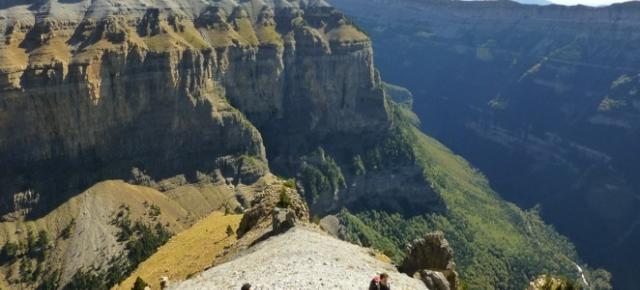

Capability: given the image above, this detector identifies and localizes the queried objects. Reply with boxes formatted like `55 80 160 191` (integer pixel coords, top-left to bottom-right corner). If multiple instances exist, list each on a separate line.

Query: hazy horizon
549 0 634 6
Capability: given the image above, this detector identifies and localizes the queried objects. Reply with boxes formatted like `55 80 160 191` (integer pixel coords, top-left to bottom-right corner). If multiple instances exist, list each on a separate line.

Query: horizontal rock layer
0 0 389 214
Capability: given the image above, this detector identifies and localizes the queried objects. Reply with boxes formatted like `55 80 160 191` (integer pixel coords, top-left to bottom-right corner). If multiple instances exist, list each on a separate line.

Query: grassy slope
0 180 195 288
340 105 584 289
0 276 7 290
0 178 250 288
0 180 191 246
409 125 578 288
163 183 238 219
114 212 242 290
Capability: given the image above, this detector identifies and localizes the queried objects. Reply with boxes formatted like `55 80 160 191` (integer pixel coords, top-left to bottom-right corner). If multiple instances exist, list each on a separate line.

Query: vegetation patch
337 102 612 290
297 148 346 204
63 204 173 290
114 212 242 290
0 229 51 286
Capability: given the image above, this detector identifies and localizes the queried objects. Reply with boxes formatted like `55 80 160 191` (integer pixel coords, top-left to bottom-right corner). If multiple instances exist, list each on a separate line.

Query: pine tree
35 230 49 261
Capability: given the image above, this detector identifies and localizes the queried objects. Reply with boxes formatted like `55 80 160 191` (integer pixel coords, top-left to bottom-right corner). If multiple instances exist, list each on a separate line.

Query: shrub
283 178 297 189
352 155 366 176
276 190 291 208
297 148 346 203
60 219 75 240
149 204 161 217
19 257 33 282
226 225 235 237
31 230 49 261
25 230 35 256
0 241 18 262
132 277 149 290
126 222 172 266
38 270 60 290
64 268 103 290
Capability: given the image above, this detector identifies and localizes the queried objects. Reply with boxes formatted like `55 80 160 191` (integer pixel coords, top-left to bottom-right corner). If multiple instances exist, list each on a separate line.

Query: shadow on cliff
0 90 262 221
0 0 85 9
0 0 57 10
0 138 240 221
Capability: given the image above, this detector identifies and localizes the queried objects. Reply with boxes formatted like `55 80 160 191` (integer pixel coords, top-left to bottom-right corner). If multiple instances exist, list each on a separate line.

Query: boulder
236 184 309 237
417 270 450 290
272 207 297 234
400 231 460 290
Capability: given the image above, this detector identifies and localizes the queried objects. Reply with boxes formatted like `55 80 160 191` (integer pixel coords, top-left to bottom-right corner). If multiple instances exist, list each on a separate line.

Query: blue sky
550 0 633 5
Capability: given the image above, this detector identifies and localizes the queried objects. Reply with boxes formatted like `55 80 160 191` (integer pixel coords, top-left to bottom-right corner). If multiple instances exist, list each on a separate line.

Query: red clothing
369 276 390 290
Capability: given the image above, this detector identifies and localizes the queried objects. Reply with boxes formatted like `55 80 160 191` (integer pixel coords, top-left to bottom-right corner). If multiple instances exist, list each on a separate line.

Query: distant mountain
514 0 553 4
468 0 554 5
330 0 640 289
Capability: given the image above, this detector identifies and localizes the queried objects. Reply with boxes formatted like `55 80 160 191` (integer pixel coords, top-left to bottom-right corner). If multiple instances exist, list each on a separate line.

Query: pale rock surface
171 227 429 290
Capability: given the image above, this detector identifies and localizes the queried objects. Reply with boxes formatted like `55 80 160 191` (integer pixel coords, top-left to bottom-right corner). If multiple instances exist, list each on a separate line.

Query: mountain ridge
170 226 429 290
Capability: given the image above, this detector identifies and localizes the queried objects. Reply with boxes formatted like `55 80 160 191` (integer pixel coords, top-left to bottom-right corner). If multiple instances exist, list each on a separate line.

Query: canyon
330 0 640 288
0 0 613 289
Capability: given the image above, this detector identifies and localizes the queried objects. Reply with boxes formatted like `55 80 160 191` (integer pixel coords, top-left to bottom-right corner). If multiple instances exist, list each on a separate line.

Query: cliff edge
170 226 429 290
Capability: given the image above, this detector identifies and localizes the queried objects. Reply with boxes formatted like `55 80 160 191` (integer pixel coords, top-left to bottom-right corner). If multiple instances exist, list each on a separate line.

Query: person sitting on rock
369 273 390 290
241 283 252 290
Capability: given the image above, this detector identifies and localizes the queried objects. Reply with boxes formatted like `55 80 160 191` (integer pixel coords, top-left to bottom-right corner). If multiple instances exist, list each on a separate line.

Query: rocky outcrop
527 275 582 290
236 182 309 238
418 270 451 290
400 231 460 290
0 0 389 217
271 207 299 234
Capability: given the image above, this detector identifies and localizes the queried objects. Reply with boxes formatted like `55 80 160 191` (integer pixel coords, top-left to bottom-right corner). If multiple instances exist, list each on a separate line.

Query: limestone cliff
0 0 392 217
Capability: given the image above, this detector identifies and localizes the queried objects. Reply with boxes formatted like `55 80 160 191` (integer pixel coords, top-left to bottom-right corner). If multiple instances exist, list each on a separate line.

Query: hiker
369 273 390 290
241 283 252 290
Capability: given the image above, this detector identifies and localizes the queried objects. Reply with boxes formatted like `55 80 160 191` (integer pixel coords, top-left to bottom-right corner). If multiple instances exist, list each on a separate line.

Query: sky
549 0 634 6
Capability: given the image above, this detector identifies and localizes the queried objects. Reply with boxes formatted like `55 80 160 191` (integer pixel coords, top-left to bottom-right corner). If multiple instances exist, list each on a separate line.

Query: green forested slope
339 105 611 289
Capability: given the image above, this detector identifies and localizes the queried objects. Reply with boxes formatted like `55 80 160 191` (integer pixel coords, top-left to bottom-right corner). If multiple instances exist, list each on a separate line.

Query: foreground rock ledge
170 226 428 290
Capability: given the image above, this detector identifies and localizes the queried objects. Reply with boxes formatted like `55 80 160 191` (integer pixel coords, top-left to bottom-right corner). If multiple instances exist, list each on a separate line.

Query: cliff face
0 0 391 216
330 0 638 289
